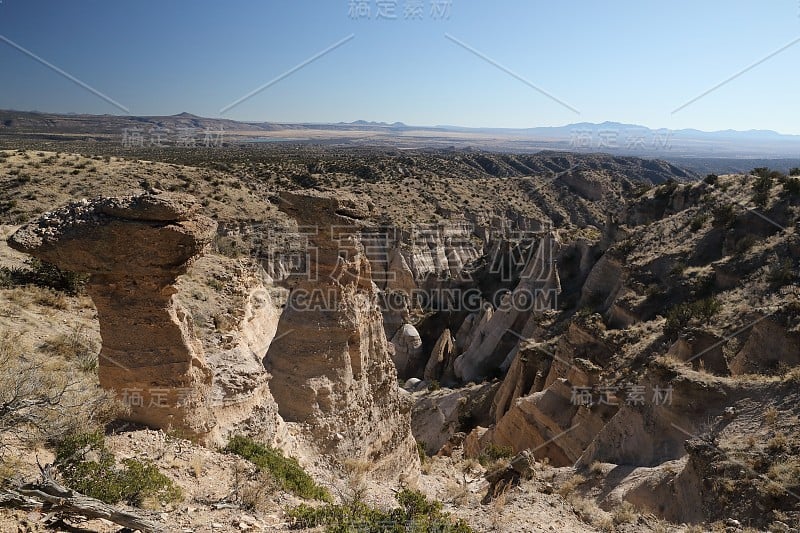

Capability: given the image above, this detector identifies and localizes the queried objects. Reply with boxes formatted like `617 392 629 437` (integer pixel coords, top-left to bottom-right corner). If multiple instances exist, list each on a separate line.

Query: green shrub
55 431 182 506
664 302 695 338
0 258 87 295
654 180 678 199
416 440 427 464
664 297 721 337
689 212 709 232
225 435 330 502
789 167 800 177
693 297 721 325
735 234 757 255
780 176 800 197
712 204 736 228
613 239 636 258
669 260 687 278
0 199 17 215
287 489 474 532
767 258 795 286
752 174 774 207
478 444 513 467
752 167 784 180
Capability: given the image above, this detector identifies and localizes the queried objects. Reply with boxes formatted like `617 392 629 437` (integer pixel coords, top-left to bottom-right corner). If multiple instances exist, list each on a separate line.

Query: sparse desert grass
342 457 371 503
44 324 99 373
442 478 470 506
489 488 508 529
766 432 788 452
783 365 800 384
557 473 587 497
26 285 69 309
588 460 605 477
461 457 481 473
189 454 204 479
764 406 779 426
684 525 706 533
231 462 275 513
415 439 427 464
611 501 638 524
0 331 116 451
568 495 614 531
767 457 800 488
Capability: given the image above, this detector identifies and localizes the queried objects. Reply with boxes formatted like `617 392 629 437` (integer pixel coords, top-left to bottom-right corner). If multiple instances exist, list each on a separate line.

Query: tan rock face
9 193 217 439
423 328 456 383
174 255 289 446
264 190 418 478
411 383 497 455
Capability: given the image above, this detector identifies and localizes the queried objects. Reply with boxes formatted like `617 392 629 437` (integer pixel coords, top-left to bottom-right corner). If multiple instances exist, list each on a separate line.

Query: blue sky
1 1 799 133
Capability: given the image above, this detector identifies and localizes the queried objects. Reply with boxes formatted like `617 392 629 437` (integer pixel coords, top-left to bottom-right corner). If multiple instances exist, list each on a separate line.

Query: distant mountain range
1 110 799 164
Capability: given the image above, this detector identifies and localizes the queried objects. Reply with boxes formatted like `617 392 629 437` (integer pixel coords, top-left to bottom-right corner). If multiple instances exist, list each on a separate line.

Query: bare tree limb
0 464 164 532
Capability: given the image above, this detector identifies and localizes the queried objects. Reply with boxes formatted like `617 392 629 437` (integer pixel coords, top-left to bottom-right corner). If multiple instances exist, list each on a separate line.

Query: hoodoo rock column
9 193 217 439
265 190 418 478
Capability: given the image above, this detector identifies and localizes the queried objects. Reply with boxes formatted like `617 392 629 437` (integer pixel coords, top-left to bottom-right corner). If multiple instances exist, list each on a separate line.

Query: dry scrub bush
557 473 587 497
767 432 788 452
611 501 638 524
341 458 371 505
589 460 605 477
0 331 116 458
44 324 99 373
569 495 614 531
231 462 275 513
764 406 779 426
767 457 800 488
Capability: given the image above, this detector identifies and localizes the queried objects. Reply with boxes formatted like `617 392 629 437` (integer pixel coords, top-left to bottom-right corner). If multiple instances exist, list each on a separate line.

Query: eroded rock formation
9 193 217 439
454 231 562 382
391 323 424 379
423 328 456 383
174 255 289 446
264 190 418 478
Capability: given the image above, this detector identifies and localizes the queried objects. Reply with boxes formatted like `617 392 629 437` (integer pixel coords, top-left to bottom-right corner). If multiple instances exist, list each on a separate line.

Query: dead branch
0 463 164 532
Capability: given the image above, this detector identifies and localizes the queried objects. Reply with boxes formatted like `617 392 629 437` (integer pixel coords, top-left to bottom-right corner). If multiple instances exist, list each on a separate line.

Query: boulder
391 323 424 379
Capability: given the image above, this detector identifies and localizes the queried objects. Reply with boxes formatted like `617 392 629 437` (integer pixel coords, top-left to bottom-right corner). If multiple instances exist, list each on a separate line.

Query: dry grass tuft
764 406 779 426
766 432 788 452
557 474 587 497
611 501 638 524
0 330 117 453
588 460 605 477
43 324 99 373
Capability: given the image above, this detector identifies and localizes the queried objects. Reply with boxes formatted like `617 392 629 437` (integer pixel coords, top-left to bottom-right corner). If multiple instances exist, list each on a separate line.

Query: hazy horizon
1 1 800 134
6 108 800 138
